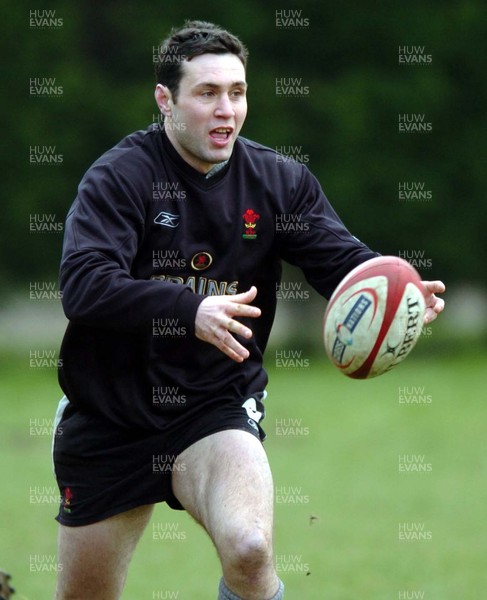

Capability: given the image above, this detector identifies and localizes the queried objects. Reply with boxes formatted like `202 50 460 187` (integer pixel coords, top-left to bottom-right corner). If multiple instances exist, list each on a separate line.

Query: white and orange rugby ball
323 256 427 379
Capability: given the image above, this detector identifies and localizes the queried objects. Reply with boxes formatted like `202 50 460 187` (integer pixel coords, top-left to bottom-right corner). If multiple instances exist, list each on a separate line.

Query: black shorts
53 393 267 527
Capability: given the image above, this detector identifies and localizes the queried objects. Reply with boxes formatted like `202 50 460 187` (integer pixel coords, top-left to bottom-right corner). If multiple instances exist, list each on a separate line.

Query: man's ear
155 84 173 116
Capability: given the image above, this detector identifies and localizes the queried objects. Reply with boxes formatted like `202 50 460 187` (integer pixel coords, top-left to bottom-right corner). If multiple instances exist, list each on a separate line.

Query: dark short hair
154 20 248 102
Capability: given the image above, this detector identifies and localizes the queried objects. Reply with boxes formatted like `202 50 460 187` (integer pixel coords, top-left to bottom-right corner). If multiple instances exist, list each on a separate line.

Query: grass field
1 349 486 599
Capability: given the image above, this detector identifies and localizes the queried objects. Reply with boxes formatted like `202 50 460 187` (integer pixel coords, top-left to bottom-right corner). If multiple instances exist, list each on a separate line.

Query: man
53 20 445 600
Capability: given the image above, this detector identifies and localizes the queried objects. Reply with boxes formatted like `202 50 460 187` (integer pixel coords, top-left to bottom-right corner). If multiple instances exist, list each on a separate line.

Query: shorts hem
172 421 264 458
54 495 165 527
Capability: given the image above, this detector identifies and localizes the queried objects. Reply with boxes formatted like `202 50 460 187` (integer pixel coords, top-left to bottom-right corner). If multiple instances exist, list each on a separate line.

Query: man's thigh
171 429 274 554
55 504 154 600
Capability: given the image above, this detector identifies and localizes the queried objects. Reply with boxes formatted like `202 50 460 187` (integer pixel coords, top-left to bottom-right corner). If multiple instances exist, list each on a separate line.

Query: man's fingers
424 306 440 324
230 285 257 303
432 296 445 313
231 285 257 303
228 291 261 319
422 280 446 295
227 318 253 339
194 286 261 362
213 327 250 362
423 296 445 324
229 302 261 320
421 280 445 325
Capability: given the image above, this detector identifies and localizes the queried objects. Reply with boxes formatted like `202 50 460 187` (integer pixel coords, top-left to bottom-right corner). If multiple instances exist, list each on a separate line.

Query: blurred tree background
2 0 486 346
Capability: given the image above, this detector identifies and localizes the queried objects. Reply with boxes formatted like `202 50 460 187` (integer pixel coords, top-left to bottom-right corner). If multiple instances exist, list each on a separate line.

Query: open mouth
209 127 234 142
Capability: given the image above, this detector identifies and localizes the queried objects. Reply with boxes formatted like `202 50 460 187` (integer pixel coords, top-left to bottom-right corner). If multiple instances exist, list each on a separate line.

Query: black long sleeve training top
58 125 377 429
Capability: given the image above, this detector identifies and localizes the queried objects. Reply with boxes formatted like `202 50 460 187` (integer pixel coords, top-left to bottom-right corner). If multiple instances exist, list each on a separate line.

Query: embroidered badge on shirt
242 209 260 239
191 252 213 271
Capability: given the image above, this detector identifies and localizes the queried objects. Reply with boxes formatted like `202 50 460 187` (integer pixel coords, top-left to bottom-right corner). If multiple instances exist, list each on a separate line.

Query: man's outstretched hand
195 286 261 362
422 280 446 324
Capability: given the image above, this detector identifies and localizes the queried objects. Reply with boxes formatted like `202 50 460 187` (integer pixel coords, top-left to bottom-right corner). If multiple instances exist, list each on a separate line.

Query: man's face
157 53 247 174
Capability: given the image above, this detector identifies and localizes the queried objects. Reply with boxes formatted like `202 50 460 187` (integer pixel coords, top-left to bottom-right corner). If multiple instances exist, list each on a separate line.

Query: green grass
1 351 487 599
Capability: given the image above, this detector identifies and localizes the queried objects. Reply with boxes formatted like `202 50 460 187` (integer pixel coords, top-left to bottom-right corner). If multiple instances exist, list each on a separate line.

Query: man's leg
55 504 154 600
172 429 283 600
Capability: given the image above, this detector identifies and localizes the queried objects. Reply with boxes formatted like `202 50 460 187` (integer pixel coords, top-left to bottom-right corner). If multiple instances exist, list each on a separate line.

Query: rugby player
53 20 445 600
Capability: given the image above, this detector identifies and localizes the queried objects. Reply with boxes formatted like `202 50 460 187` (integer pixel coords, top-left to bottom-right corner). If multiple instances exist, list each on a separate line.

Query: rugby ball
323 256 426 379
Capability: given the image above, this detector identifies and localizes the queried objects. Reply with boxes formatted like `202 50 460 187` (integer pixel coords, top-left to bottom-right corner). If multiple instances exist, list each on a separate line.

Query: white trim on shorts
52 395 70 474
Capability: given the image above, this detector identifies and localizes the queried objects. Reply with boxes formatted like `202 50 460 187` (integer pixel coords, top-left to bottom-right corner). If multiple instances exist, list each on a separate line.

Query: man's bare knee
226 529 272 570
218 526 276 598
